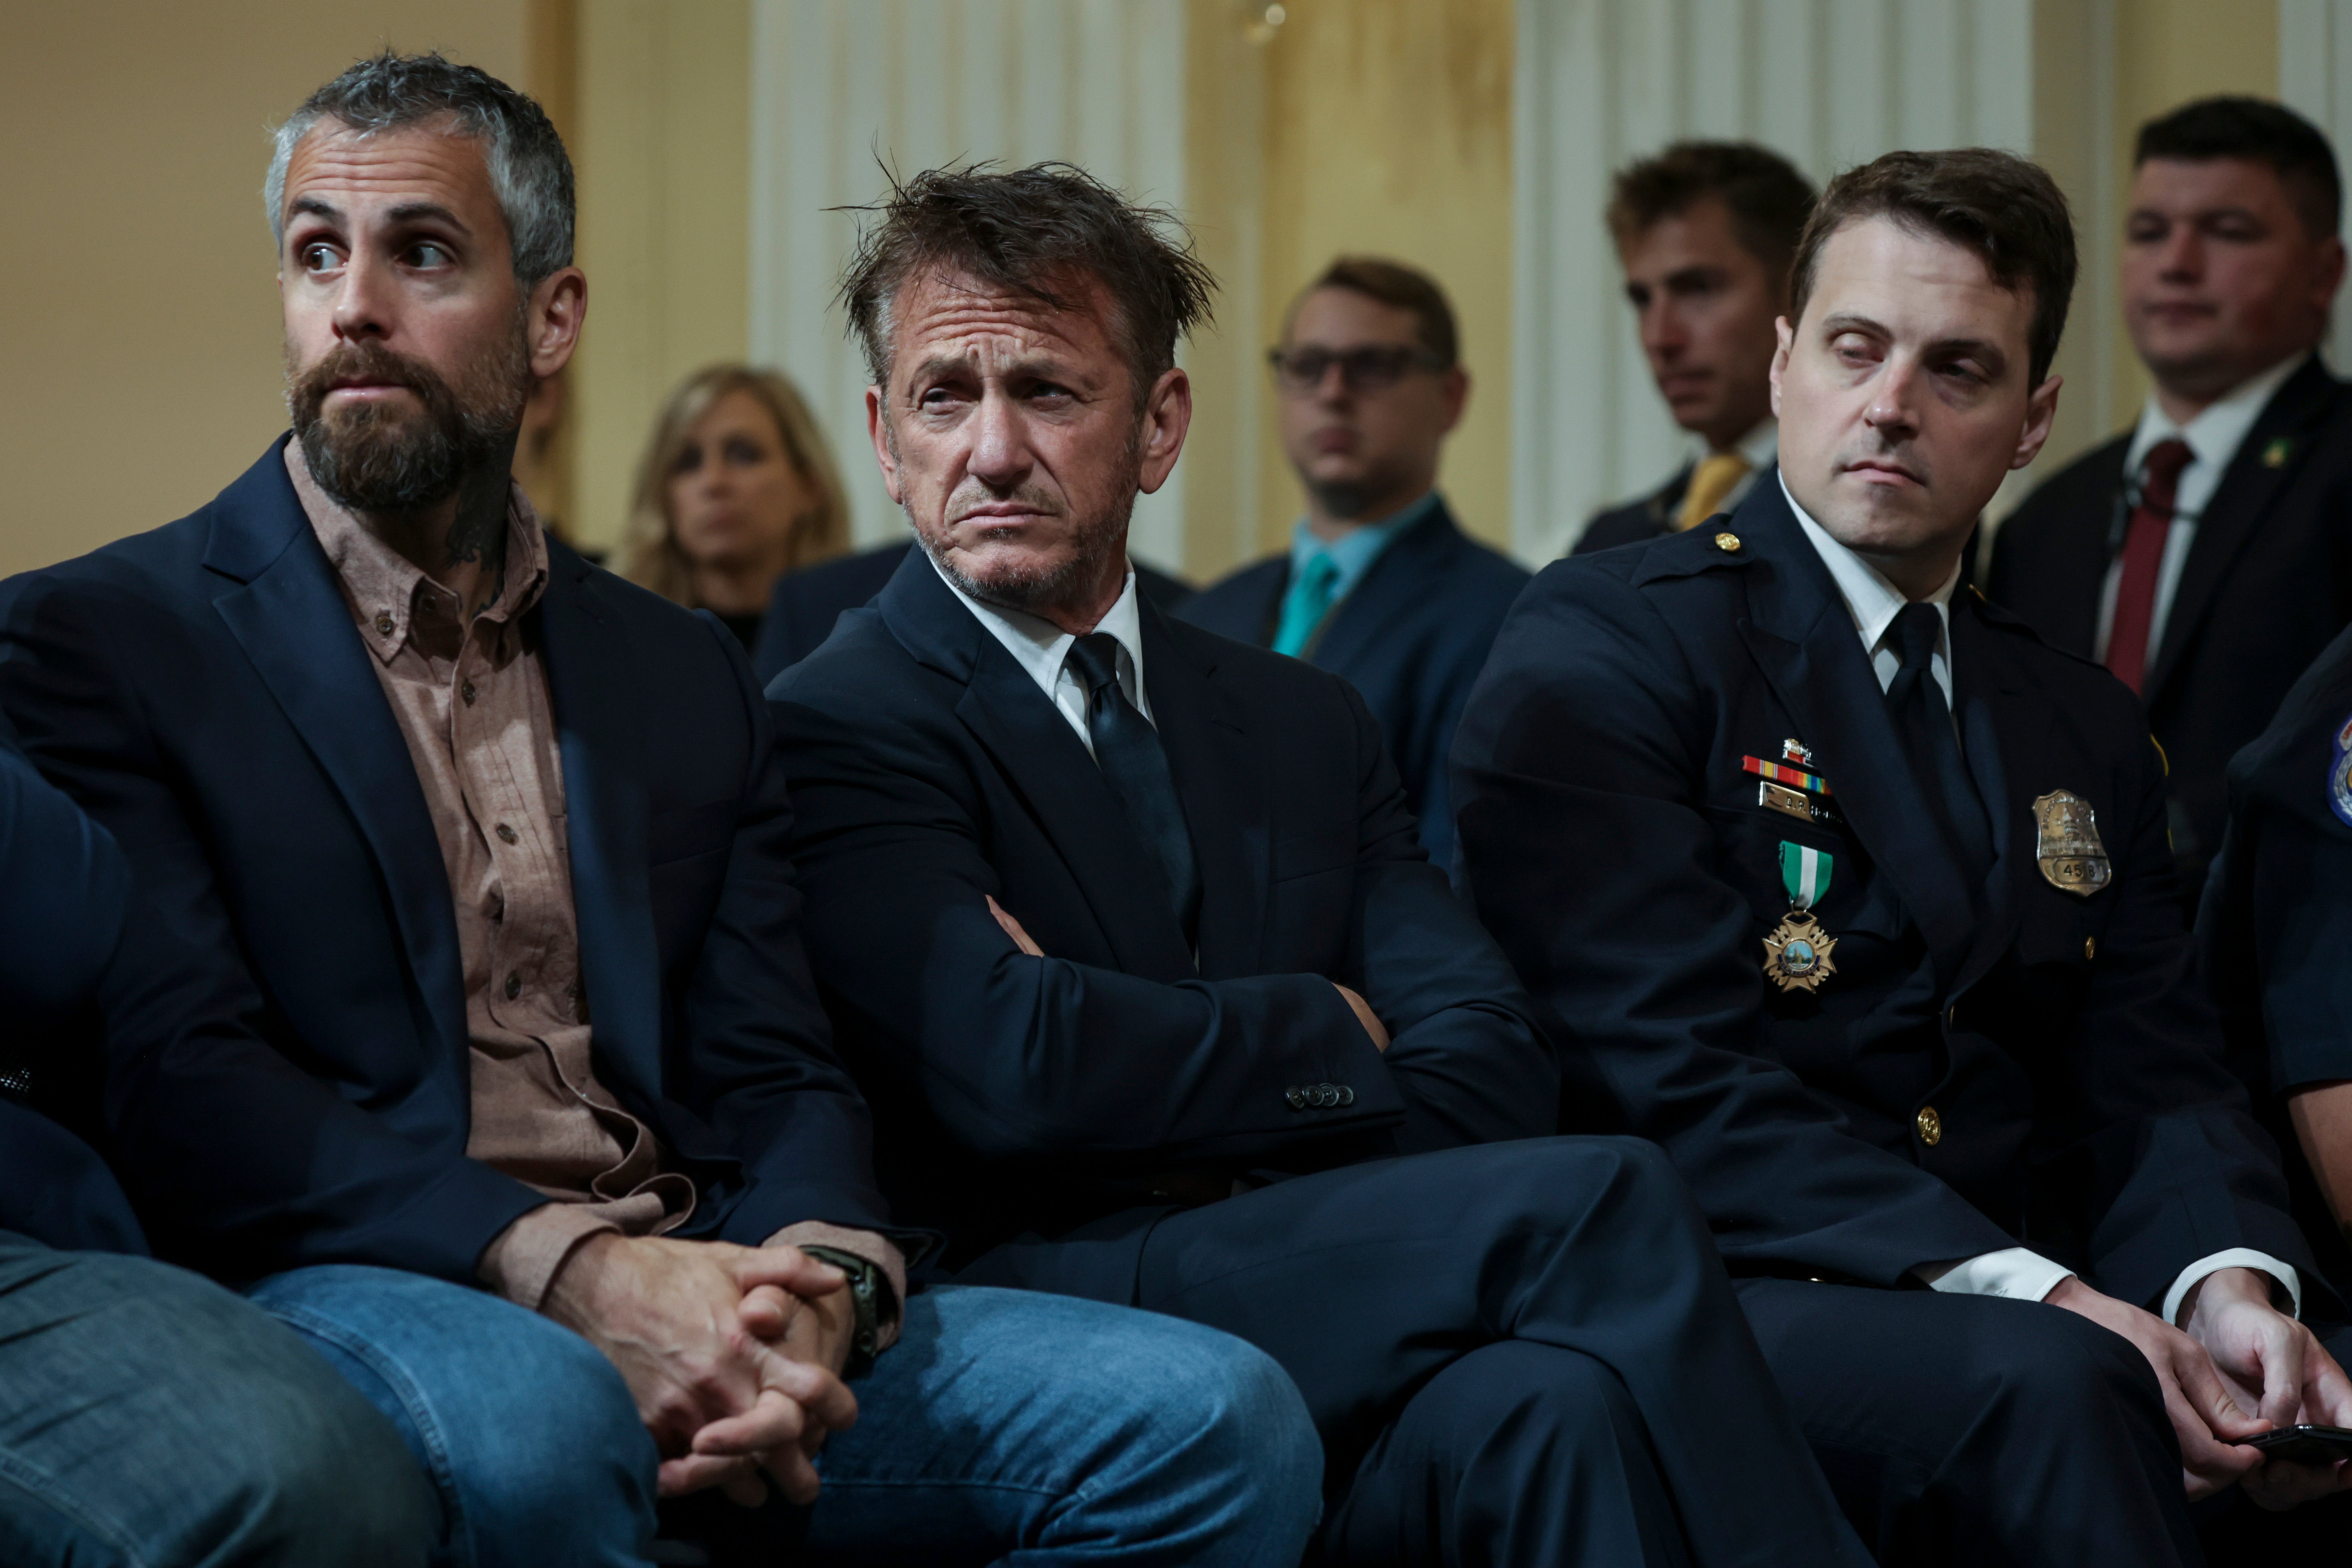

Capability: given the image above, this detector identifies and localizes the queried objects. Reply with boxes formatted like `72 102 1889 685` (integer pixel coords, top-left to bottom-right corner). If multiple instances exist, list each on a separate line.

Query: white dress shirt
2092 351 2311 665
1783 477 2302 1321
929 552 1152 754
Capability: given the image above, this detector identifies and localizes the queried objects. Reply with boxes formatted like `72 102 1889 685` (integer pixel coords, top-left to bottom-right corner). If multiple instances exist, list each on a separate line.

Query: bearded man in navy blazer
772 162 1869 1568
1456 147 2352 1566
0 53 1321 1568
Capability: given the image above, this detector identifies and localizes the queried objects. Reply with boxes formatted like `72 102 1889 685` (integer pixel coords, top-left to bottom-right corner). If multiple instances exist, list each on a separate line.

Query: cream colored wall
0 3 529 577
1226 0 1518 565
569 0 750 557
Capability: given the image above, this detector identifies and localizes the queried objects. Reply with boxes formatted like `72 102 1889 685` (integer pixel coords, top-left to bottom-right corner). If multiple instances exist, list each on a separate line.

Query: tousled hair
837 162 1216 406
1608 141 1818 289
2137 96 2342 239
1289 256 1460 367
1789 147 2077 386
267 51 574 292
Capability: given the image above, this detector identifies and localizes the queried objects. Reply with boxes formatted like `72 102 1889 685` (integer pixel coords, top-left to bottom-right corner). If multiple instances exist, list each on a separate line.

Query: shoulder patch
2329 712 2352 828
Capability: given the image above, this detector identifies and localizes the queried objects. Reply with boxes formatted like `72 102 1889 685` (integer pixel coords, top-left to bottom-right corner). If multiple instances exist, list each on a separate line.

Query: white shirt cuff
1919 1247 2076 1303
2161 1250 2302 1327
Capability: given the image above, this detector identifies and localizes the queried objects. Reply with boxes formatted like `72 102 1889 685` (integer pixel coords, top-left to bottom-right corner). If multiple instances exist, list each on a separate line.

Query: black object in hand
2236 1425 2352 1465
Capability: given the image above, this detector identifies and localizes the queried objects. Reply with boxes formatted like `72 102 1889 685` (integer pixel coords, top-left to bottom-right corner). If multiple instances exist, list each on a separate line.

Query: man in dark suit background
0 53 1319 1568
1458 146 2352 1566
1577 142 1815 554
775 161 1871 1568
751 534 1189 681
0 739 438 1568
1180 257 1527 867
1990 98 2352 913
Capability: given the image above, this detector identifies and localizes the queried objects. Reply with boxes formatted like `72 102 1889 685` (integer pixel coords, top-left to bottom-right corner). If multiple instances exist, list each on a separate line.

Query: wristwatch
796 1245 896 1379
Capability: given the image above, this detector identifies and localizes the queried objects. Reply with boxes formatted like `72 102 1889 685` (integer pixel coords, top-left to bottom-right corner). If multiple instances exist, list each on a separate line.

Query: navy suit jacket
1180 498 1529 866
752 539 1194 683
1454 480 2319 1310
0 738 148 1256
1576 465 1691 555
0 440 897 1283
1990 358 2352 908
2200 619 2352 1306
770 549 1557 1294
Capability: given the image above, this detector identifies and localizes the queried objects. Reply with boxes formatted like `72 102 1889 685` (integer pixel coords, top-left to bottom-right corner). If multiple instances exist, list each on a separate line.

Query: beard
287 318 531 515
902 428 1140 617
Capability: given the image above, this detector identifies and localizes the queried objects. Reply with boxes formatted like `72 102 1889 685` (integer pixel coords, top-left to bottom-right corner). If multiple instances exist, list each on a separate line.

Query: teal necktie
1272 552 1342 657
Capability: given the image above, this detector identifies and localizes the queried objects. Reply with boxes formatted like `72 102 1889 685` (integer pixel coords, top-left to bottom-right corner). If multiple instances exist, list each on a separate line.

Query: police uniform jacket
1454 478 2319 1309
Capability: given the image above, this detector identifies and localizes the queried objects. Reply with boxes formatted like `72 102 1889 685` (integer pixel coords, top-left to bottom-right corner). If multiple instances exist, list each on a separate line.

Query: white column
748 0 1190 571
1511 0 2036 561
2281 0 2352 372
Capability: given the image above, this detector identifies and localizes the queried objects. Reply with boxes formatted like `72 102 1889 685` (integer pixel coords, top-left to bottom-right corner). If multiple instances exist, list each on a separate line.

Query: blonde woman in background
621 365 850 648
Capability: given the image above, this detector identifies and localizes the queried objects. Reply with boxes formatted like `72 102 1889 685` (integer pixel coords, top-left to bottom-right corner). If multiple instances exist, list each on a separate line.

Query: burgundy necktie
2105 438 2195 695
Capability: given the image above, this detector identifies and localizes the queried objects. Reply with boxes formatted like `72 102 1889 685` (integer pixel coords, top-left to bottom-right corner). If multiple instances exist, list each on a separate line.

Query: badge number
2031 790 2112 897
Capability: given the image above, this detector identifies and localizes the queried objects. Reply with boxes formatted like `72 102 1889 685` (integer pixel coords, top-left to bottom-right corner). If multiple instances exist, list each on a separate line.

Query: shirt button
1916 1105 1943 1146
504 970 522 1000
374 611 395 636
495 823 518 845
461 681 478 706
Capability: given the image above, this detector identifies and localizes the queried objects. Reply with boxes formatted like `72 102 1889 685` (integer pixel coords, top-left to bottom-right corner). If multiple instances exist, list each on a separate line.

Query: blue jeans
247 1267 1321 1566
0 1234 435 1568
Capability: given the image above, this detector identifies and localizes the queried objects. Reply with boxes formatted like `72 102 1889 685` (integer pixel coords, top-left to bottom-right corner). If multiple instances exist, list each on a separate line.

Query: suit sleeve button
1338 1085 1355 1106
1285 1086 1306 1110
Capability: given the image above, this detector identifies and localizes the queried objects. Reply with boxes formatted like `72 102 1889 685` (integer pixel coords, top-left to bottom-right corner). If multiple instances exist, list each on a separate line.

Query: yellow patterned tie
1674 451 1752 532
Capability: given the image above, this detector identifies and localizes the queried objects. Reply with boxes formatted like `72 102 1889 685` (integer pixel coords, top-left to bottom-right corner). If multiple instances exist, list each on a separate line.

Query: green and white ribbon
1779 842 1833 910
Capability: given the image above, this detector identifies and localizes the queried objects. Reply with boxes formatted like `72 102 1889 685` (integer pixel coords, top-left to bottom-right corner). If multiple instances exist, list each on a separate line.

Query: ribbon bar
1742 755 1831 796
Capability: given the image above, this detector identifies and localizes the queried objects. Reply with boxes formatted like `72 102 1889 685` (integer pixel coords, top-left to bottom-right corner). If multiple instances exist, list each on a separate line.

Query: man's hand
1334 982 1389 1052
989 895 1046 956
2181 1267 2352 1509
542 1232 857 1504
2046 1275 2268 1498
737 1256 858 1377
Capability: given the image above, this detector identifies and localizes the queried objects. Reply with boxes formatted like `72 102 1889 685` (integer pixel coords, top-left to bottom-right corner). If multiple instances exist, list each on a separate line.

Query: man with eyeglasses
1183 257 1528 868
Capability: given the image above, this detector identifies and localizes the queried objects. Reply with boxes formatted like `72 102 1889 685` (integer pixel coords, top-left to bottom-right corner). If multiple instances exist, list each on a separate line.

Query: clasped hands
544 1230 860 1505
2048 1267 2352 1507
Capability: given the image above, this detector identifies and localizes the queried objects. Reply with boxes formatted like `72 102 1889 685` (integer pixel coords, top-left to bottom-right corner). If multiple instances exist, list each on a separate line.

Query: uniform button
374 611 395 636
2083 936 2096 961
1714 532 1742 552
1945 1005 1957 1030
495 823 518 845
503 970 522 1000
461 681 478 706
1285 1086 1306 1110
1916 1105 1943 1146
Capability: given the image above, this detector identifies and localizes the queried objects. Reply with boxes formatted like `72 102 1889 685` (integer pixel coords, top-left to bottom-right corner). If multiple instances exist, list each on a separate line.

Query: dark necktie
1886 602 1994 889
1064 632 1201 943
2104 437 2195 694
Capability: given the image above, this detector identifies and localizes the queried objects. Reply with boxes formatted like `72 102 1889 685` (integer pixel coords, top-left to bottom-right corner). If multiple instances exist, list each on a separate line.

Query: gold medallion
1762 908 1839 994
2032 789 2111 897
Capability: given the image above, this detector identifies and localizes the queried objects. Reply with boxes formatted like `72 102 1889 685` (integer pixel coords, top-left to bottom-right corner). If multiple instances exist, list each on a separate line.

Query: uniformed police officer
1455 146 2352 1566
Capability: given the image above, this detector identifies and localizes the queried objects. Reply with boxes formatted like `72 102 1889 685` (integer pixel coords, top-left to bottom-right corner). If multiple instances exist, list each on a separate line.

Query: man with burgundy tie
772 162 1876 1568
1991 97 2352 913
1457 146 2352 1565
1577 141 1817 554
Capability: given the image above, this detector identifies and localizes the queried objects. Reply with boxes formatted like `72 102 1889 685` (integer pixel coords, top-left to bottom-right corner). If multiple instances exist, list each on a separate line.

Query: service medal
2329 712 2352 829
2031 789 2111 896
1762 842 1838 995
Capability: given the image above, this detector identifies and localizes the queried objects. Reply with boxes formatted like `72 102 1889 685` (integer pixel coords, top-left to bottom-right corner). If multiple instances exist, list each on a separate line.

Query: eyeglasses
1267 343 1447 395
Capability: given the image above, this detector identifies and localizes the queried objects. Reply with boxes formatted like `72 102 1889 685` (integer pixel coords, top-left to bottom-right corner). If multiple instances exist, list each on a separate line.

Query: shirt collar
2123 349 2311 483
927 550 1149 710
1288 490 1438 601
286 440 551 665
1781 471 1960 655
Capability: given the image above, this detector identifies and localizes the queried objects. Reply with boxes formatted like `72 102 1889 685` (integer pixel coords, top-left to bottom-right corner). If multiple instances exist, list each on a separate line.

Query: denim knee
1137 1318 1323 1538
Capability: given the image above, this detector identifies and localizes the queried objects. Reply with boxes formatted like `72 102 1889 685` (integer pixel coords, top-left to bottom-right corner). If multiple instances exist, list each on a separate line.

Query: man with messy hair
773 161 1871 1568
0 54 1321 1568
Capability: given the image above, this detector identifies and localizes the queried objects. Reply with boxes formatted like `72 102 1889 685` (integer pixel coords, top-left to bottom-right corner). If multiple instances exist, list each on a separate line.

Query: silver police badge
2032 790 2111 896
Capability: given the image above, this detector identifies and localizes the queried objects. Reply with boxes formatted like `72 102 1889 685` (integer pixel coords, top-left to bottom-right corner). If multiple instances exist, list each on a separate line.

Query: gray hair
265 51 574 292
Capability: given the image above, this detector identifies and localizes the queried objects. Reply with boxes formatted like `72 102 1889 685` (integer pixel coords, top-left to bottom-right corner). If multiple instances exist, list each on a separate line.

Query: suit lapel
538 552 665 1109
2148 358 2343 699
881 554 1197 982
1729 489 1978 972
1947 593 2044 999
1311 501 1458 671
1143 608 1269 978
206 447 469 1070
